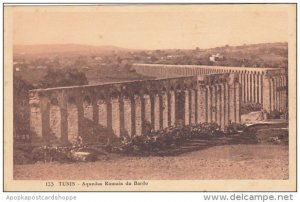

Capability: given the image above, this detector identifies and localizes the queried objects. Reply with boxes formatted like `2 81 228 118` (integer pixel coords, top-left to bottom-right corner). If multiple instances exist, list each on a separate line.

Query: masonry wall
133 63 287 113
29 74 240 145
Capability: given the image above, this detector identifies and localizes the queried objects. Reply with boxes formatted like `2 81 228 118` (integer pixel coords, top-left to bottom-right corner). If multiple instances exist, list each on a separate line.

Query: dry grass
14 144 288 180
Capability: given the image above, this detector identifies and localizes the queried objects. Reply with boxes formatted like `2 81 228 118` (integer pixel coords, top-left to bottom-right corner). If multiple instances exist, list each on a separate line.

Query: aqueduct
133 64 288 113
29 63 287 144
29 73 240 144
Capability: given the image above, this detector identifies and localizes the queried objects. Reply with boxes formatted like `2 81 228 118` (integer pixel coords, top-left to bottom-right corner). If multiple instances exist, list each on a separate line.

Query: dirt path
14 144 288 180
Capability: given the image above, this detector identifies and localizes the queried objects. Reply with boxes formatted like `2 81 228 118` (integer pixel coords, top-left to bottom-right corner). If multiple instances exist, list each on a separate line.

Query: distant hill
13 44 130 57
145 42 288 68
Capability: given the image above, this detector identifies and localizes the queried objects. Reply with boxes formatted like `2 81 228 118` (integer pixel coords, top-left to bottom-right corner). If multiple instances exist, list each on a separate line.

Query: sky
12 5 290 49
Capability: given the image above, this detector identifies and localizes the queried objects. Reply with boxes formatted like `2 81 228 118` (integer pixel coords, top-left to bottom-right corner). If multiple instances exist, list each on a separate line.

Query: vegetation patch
109 123 256 156
240 102 263 115
267 110 284 119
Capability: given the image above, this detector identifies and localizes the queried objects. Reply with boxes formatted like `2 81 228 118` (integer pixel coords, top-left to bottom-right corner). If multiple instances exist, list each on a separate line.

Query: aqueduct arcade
133 63 288 113
29 74 240 144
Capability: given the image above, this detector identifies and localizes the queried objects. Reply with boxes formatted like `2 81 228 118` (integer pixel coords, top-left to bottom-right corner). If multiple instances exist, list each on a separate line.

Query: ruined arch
83 95 93 120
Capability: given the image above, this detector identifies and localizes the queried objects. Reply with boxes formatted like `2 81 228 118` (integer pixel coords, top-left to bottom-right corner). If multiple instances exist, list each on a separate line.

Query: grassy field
14 144 288 180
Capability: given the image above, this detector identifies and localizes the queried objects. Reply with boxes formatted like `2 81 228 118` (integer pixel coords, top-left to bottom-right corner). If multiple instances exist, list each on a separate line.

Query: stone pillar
197 86 207 123
253 73 257 103
142 94 152 132
278 76 282 112
206 86 212 123
189 89 196 124
281 76 284 111
160 92 169 129
282 75 287 112
216 85 221 126
258 73 263 104
262 74 271 112
49 104 61 139
282 75 286 112
241 74 245 102
224 83 229 126
270 78 275 111
251 73 255 102
211 85 216 123
168 91 176 126
183 90 190 125
111 97 120 137
152 94 160 130
122 96 132 137
229 79 236 123
77 101 84 140
67 102 78 143
247 73 251 102
30 103 43 138
29 96 50 140
98 99 107 128
235 81 241 123
134 95 142 136
244 73 247 103
38 98 50 141
276 76 281 111
60 101 68 143
244 73 248 102
219 84 225 129
278 76 282 111
274 76 278 111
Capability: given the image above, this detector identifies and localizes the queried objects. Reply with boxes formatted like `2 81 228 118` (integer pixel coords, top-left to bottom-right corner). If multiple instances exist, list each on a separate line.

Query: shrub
268 110 283 119
224 123 256 137
31 136 91 163
111 123 227 155
241 102 263 115
224 123 247 134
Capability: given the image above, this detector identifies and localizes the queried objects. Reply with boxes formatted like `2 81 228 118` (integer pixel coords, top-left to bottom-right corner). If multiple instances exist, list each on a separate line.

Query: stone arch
83 95 92 104
142 88 150 96
97 93 106 104
189 82 195 89
176 84 182 91
83 95 93 120
161 86 167 92
50 97 59 106
68 96 76 105
122 91 131 100
182 83 189 90
109 90 120 99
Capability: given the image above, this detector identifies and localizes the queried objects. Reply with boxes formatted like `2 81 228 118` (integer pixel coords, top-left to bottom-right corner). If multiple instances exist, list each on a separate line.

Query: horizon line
13 41 288 51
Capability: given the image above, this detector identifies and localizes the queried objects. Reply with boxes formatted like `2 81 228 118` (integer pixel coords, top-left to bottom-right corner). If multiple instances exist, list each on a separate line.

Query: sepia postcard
3 4 297 191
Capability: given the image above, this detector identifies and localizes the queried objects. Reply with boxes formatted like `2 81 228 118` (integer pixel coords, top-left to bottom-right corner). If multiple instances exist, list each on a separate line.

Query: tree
13 75 33 136
38 68 88 88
